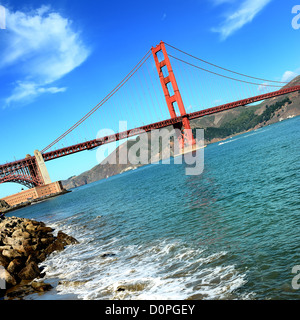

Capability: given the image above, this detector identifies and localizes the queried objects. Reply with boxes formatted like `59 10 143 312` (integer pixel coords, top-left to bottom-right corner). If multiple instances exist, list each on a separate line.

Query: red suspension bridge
1 41 300 189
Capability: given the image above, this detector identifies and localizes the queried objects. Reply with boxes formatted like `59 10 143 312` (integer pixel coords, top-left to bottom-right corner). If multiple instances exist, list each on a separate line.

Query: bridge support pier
34 150 52 185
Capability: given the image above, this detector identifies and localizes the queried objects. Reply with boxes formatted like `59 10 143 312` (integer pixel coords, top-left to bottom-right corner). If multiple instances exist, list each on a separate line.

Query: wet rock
0 254 10 268
25 254 37 266
41 237 55 247
25 224 38 235
18 261 41 280
31 281 52 292
12 229 30 239
187 293 208 300
3 237 22 248
2 248 22 260
5 285 34 299
37 252 46 263
5 280 52 299
101 253 116 258
7 258 23 274
0 245 11 253
37 226 54 234
57 231 79 245
0 216 78 299
45 239 65 255
20 244 36 257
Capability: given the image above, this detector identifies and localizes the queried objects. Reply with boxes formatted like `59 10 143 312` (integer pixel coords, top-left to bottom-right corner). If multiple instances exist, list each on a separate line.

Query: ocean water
7 116 300 300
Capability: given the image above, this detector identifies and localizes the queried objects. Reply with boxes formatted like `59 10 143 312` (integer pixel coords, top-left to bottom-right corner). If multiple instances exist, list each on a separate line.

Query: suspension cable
42 50 152 153
169 54 283 88
165 42 287 84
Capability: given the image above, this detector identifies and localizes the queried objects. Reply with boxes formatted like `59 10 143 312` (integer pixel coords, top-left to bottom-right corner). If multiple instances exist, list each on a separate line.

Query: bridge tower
151 41 195 148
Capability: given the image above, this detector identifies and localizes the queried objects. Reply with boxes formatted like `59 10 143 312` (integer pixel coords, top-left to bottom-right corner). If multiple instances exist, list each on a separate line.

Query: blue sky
0 0 300 197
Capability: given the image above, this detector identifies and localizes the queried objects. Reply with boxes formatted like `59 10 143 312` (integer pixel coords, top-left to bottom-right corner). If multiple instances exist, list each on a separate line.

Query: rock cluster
0 216 78 298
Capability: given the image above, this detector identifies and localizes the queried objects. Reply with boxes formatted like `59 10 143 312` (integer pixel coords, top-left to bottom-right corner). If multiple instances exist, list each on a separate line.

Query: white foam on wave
218 127 269 146
40 223 251 300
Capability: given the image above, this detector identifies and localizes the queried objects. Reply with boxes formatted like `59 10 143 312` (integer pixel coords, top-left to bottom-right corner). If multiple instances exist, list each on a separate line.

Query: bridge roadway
41 85 300 161
1 84 300 173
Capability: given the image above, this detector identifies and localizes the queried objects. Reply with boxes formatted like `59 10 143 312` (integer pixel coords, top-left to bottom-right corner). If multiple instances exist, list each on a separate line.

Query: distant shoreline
1 189 71 215
204 113 299 147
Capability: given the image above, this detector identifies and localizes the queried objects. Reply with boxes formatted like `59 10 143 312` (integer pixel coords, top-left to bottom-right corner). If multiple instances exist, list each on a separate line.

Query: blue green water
8 116 300 300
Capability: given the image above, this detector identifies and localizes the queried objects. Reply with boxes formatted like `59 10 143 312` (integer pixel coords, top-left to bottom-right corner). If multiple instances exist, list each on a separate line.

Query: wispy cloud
1 5 90 108
281 70 299 83
211 0 273 40
5 82 67 106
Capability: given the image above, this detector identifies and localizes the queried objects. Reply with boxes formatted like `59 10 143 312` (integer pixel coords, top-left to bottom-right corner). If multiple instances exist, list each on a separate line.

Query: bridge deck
42 85 300 162
1 85 299 168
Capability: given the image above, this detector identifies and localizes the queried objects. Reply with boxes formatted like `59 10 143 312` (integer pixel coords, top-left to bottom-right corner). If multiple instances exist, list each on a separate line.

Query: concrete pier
34 150 52 185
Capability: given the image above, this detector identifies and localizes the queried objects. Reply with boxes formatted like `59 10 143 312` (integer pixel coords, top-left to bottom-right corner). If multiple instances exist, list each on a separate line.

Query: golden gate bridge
1 41 299 189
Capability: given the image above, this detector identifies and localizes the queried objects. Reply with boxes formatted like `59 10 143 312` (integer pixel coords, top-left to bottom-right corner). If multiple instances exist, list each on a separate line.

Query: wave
218 127 270 146
39 227 251 300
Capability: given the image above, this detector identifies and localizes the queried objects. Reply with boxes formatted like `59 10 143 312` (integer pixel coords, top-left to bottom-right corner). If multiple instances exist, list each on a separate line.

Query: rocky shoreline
0 216 78 299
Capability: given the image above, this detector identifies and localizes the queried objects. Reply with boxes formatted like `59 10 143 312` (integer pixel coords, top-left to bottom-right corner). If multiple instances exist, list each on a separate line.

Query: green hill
190 75 300 143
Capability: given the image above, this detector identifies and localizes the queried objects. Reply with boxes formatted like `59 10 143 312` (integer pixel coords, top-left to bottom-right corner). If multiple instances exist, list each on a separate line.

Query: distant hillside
62 128 176 190
190 75 300 144
62 76 300 190
62 141 142 190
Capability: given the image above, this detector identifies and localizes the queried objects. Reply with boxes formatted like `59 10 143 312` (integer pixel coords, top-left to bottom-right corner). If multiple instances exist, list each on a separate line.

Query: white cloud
0 5 6 29
1 6 90 107
281 70 299 83
5 82 67 105
212 0 272 40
